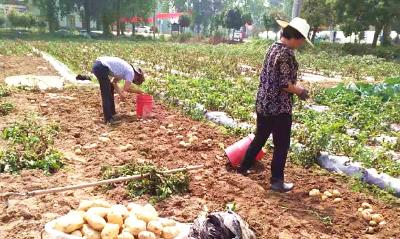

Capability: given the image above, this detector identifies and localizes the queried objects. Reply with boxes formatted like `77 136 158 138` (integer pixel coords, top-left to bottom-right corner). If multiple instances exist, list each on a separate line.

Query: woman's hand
298 88 310 101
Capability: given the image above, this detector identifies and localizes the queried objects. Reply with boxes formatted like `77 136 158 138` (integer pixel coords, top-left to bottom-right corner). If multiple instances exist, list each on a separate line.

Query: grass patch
0 116 63 174
0 85 11 97
0 102 15 116
101 162 189 203
349 177 398 205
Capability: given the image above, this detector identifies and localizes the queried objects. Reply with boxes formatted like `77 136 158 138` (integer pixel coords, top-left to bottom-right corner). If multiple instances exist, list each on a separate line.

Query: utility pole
291 0 303 19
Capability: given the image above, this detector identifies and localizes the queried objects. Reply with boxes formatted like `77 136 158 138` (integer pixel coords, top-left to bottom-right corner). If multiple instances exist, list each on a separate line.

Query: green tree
242 0 266 27
179 15 191 32
242 12 253 25
7 10 20 28
192 0 213 35
173 0 188 12
59 0 95 34
7 10 33 29
225 8 243 30
33 0 59 33
301 0 333 42
335 0 400 47
0 15 5 28
37 19 47 32
263 7 287 39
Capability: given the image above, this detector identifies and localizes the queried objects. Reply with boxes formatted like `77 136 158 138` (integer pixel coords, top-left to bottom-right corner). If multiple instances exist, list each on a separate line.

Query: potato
124 217 147 236
366 226 375 234
84 213 107 231
82 224 101 239
308 189 320 197
362 202 372 209
147 220 163 236
369 220 377 227
71 230 83 237
136 204 158 223
78 200 95 211
138 231 156 239
53 213 85 233
323 191 333 197
111 204 129 219
92 199 112 208
127 203 143 213
378 221 387 228
162 226 180 239
371 214 384 223
78 199 111 211
87 207 111 218
363 208 373 214
357 208 364 212
120 145 129 152
332 190 341 197
101 223 120 239
118 231 135 239
362 210 372 221
157 218 176 227
68 210 86 218
333 198 342 203
107 210 124 227
321 195 328 201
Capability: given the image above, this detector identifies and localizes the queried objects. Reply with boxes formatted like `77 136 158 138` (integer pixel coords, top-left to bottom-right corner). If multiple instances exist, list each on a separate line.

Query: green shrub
170 32 193 43
0 85 11 97
0 102 15 115
0 116 63 174
102 162 189 202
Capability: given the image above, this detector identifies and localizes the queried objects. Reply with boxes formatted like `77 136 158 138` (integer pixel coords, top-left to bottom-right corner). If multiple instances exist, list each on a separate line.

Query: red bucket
136 94 153 118
225 134 265 167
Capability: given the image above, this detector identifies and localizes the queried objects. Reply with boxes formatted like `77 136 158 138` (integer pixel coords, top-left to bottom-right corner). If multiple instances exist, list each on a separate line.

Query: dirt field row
0 56 399 239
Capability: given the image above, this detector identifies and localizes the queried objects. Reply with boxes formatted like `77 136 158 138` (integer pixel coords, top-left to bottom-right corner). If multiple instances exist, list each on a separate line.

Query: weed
101 162 189 202
0 86 11 97
0 102 15 115
0 116 63 174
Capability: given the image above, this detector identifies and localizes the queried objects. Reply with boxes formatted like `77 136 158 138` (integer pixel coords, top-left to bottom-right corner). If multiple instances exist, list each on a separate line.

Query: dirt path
0 56 399 239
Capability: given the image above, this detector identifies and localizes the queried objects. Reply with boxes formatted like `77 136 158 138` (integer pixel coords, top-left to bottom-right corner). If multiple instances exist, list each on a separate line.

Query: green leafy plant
0 102 15 115
101 162 189 202
0 116 63 174
0 85 11 97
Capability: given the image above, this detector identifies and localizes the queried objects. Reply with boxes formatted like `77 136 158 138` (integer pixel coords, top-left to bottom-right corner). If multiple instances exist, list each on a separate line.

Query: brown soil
0 56 399 239
0 56 58 80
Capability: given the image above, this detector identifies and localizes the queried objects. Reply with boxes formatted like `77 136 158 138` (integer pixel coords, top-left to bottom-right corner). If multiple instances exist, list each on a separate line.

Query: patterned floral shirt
256 42 298 116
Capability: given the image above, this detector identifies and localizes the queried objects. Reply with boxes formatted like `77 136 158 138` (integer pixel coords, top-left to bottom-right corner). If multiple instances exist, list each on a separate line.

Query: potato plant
26 39 400 178
0 116 63 173
0 40 33 56
0 102 15 116
101 163 189 202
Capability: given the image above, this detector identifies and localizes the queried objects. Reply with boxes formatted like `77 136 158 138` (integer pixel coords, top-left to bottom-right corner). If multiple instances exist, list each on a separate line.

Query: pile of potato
50 199 182 239
357 202 387 234
309 189 342 203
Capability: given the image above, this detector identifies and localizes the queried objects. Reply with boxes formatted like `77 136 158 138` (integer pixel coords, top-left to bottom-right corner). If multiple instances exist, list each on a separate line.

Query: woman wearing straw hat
238 18 312 192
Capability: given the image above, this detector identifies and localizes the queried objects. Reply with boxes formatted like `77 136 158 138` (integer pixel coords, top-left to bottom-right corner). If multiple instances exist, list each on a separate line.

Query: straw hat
276 17 314 47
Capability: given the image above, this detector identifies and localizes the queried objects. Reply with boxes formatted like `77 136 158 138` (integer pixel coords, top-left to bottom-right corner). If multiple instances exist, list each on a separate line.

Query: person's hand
119 93 127 102
299 88 310 101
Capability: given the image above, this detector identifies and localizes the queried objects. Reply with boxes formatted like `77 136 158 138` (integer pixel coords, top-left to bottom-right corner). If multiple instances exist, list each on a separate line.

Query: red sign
120 12 190 24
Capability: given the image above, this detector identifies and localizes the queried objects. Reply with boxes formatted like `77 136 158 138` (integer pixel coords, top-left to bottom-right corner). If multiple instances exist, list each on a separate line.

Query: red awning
129 16 144 23
156 12 184 19
121 12 191 24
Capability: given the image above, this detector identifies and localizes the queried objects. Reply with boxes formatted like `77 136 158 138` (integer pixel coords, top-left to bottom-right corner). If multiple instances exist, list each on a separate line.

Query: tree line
297 0 399 47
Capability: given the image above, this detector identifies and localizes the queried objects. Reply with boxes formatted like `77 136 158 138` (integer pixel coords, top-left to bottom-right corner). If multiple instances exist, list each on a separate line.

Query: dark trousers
240 113 292 181
92 61 116 122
